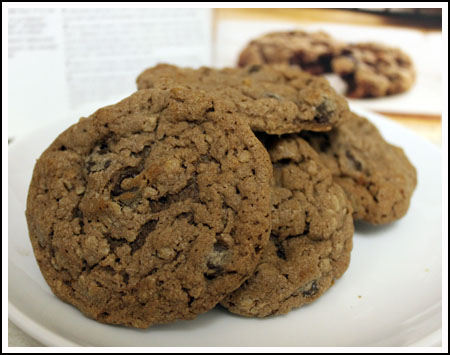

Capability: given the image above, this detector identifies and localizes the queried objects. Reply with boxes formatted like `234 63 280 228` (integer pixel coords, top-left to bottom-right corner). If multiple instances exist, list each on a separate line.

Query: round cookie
237 30 346 75
301 113 417 224
221 136 354 317
137 64 350 135
331 42 415 98
26 88 273 328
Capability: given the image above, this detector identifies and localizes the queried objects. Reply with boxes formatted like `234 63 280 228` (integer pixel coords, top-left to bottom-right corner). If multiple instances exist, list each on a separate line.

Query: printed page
8 8 212 140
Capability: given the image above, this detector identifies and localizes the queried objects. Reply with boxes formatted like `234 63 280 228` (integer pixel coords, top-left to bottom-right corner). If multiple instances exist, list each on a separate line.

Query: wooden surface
215 8 442 32
214 8 443 147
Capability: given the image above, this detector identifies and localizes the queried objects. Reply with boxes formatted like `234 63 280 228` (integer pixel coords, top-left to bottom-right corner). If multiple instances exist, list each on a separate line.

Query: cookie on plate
26 88 273 328
301 113 417 224
331 42 415 98
221 135 354 317
237 30 346 75
137 64 350 135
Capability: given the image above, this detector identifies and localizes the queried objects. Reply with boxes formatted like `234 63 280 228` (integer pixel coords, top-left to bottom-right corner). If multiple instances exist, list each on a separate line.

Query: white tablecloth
8 320 44 347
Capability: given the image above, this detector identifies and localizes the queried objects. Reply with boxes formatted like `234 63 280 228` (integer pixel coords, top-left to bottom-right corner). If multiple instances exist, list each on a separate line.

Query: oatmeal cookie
237 30 346 75
331 42 415 98
238 31 415 98
221 136 354 317
301 113 417 224
26 88 272 328
137 64 350 135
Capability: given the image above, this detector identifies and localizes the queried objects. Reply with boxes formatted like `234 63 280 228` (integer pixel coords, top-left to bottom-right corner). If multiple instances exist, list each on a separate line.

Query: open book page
8 8 212 140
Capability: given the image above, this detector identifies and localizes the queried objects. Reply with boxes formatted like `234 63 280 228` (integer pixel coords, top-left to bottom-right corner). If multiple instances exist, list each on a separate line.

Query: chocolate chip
248 65 261 73
204 263 223 280
111 167 140 197
149 180 199 213
86 160 95 173
105 233 127 252
346 150 363 171
289 53 304 66
302 281 319 297
213 240 228 253
120 270 129 285
98 141 109 155
72 206 83 219
315 102 331 124
130 220 158 254
271 234 286 260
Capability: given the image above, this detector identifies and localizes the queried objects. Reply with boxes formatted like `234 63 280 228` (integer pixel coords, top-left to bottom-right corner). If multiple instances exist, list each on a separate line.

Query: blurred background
7 7 444 347
212 8 443 146
8 7 443 148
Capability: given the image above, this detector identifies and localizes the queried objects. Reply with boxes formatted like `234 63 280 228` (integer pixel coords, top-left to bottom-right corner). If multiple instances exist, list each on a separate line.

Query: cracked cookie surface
237 30 346 75
26 88 272 328
301 113 417 224
331 42 415 98
220 136 354 317
136 64 349 135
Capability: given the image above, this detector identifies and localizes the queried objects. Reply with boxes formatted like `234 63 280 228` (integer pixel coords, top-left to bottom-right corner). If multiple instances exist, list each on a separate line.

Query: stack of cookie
238 30 416 98
26 64 417 328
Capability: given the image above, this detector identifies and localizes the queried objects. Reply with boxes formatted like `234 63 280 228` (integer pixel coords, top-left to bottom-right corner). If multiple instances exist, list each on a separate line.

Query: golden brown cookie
301 113 417 224
237 30 346 75
26 88 273 328
221 136 354 317
331 43 415 98
136 64 350 135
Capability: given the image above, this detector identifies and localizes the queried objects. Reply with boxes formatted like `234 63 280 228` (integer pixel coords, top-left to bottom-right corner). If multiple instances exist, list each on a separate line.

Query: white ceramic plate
8 105 442 347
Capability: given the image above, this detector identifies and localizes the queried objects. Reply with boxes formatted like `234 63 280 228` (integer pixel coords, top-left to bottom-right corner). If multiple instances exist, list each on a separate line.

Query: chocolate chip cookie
221 136 354 317
301 113 417 224
238 31 415 98
26 88 273 328
237 30 346 75
136 64 350 135
331 42 415 98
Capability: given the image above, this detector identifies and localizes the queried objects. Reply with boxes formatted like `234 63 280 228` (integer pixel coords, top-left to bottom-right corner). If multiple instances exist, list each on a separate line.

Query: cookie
137 64 350 135
331 42 415 98
237 30 346 75
301 113 417 224
237 31 415 98
221 136 354 317
26 88 273 328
